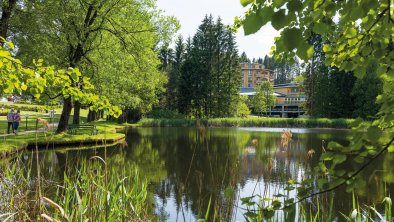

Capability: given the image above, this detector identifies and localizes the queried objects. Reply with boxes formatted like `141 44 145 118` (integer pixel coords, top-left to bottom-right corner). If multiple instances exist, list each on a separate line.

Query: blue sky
157 0 279 59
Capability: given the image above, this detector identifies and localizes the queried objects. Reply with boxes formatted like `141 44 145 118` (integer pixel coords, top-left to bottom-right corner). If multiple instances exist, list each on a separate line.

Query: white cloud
157 0 279 59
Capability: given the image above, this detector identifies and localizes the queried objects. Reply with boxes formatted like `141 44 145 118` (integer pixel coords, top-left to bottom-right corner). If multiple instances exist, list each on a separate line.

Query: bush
146 109 186 119
0 103 61 113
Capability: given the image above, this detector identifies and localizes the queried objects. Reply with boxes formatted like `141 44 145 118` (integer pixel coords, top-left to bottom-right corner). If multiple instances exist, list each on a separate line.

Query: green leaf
271 9 287 30
354 66 366 78
321 152 333 161
273 0 286 8
313 22 329 35
243 13 263 35
345 27 357 38
6 42 14 49
21 84 28 91
262 208 275 219
366 126 381 142
272 199 282 209
240 0 254 7
388 145 394 152
354 156 364 163
306 46 314 58
283 28 303 50
287 0 303 12
333 154 347 165
317 178 328 189
258 6 274 24
323 44 332 52
244 211 258 219
296 42 313 61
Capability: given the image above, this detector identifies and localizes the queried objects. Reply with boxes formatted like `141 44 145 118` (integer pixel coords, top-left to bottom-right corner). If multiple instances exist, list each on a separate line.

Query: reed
0 152 152 221
138 117 354 129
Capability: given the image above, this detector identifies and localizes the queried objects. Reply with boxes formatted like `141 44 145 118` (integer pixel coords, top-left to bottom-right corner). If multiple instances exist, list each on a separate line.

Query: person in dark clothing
6 108 14 134
12 109 21 135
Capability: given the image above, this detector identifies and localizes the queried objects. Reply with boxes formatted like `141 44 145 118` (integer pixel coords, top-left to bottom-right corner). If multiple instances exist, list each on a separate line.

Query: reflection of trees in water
10 128 392 221
128 128 242 221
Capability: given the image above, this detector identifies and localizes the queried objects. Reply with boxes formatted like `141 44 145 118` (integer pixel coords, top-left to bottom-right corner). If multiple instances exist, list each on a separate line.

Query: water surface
10 127 394 221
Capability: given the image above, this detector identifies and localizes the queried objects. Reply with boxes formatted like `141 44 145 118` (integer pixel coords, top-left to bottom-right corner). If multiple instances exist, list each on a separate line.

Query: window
248 64 252 69
248 83 252 87
248 77 252 82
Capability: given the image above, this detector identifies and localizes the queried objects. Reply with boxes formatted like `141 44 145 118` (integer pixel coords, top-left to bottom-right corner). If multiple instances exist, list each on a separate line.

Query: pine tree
351 61 382 119
166 36 184 110
177 15 240 118
240 52 250 63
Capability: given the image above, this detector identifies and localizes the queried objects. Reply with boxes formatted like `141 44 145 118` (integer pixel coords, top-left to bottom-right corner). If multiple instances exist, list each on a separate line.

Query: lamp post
25 114 29 130
49 110 55 130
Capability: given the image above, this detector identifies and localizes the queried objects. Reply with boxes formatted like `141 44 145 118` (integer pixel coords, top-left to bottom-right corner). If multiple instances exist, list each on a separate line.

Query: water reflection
3 127 393 221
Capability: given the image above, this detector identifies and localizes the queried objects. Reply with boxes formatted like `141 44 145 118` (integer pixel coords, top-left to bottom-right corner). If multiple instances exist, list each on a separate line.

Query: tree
240 51 250 63
252 81 275 115
351 60 383 119
160 36 184 111
10 0 178 131
0 40 120 119
252 90 267 115
0 0 17 45
237 0 394 211
234 95 250 117
178 15 240 118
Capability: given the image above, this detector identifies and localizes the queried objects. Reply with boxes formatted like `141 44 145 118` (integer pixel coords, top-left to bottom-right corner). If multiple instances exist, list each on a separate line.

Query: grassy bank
138 117 355 129
0 102 129 155
0 131 125 154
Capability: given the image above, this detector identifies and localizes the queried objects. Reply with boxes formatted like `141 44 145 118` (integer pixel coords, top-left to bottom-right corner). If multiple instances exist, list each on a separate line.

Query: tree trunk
56 97 73 134
0 0 17 46
73 101 81 124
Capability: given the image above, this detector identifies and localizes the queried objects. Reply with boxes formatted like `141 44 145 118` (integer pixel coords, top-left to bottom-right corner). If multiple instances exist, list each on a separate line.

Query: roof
240 87 285 97
273 82 301 88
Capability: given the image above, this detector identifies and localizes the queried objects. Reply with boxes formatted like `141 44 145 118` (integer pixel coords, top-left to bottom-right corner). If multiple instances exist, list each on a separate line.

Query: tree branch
292 136 394 205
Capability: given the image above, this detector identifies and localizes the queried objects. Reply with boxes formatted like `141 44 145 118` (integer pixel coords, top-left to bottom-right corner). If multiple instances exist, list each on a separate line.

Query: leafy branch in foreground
0 40 122 123
235 0 394 218
235 0 394 191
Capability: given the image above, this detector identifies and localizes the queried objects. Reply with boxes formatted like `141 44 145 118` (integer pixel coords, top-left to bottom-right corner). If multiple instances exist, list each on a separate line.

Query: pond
2 127 394 221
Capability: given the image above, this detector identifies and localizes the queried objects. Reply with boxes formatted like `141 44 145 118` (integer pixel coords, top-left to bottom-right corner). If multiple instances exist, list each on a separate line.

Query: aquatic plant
0 150 151 221
138 117 354 128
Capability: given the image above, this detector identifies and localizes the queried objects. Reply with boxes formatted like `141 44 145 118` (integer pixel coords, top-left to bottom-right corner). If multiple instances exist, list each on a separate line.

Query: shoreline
0 122 128 158
137 117 355 129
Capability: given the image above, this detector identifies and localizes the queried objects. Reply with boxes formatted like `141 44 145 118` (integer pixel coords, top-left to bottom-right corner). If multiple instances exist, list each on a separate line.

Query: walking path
0 124 58 137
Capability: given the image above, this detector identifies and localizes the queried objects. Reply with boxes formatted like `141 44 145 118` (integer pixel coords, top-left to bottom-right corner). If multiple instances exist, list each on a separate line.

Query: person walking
12 109 21 135
6 108 14 134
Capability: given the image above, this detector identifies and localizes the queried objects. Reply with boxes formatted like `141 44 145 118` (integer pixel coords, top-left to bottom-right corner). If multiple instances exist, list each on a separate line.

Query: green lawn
0 131 125 153
0 104 126 153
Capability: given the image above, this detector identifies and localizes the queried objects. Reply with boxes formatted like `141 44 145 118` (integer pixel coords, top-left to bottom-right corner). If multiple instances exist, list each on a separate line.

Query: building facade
240 82 306 118
240 63 273 88
271 83 305 118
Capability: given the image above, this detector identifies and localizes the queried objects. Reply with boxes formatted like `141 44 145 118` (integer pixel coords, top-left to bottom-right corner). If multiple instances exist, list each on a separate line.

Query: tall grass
0 150 152 221
138 117 354 129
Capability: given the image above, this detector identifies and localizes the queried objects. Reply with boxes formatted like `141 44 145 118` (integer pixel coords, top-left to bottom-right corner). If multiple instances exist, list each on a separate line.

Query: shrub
146 109 186 119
